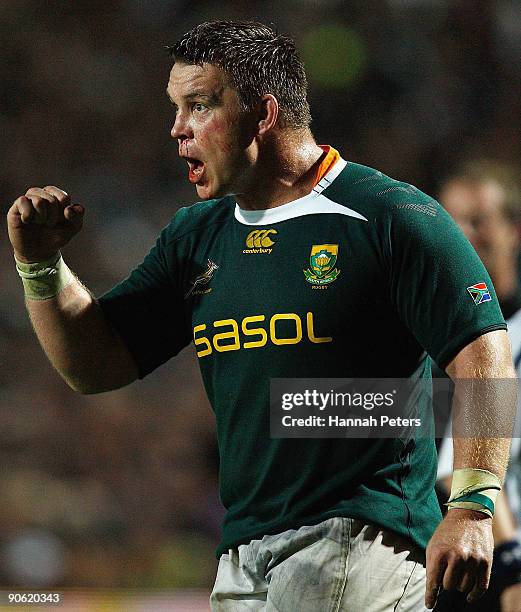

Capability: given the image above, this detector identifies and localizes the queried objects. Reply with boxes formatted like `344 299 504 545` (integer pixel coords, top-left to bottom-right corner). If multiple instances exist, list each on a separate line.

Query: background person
441 161 521 319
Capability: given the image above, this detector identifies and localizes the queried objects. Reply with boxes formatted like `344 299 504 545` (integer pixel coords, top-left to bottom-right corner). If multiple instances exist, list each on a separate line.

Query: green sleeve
97 221 191 378
387 192 506 369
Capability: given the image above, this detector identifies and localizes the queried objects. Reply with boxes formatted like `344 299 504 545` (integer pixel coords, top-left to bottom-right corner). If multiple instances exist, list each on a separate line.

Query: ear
257 94 279 135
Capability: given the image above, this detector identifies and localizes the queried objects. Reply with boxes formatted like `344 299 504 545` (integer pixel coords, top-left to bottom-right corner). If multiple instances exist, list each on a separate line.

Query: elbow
61 367 138 395
64 377 109 395
73 383 106 395
58 352 139 394
62 373 122 395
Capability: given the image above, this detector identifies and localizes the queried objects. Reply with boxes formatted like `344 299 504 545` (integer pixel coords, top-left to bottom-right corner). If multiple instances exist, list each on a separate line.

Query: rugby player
7 21 516 611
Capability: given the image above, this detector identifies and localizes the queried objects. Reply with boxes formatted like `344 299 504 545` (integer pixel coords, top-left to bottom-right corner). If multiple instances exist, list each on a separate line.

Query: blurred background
1 0 520 609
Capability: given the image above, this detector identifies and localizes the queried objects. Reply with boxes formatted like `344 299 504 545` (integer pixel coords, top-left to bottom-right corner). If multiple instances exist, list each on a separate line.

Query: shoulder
159 196 234 246
327 161 442 223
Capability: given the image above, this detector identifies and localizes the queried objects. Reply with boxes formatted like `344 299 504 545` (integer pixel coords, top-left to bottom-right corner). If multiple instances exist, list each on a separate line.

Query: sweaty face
167 62 255 200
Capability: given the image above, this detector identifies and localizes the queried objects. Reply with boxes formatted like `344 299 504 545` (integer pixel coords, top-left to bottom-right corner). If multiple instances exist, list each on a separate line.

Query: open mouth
185 157 205 184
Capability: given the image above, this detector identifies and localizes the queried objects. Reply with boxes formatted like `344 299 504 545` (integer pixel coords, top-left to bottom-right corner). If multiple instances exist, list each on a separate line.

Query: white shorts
210 517 427 611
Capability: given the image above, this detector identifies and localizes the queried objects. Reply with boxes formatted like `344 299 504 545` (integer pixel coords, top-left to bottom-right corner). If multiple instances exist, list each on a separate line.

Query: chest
182 217 388 355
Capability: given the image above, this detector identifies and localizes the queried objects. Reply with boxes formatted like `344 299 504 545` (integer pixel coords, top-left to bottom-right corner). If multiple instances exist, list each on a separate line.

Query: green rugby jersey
98 153 506 557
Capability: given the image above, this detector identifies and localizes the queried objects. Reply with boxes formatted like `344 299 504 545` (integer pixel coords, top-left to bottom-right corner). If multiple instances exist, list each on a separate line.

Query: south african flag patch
467 282 492 305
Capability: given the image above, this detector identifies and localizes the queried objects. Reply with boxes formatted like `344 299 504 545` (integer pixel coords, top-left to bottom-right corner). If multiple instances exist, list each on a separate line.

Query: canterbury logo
244 229 277 254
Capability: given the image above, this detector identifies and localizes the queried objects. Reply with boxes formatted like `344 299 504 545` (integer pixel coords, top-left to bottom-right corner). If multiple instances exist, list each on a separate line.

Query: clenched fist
7 186 84 263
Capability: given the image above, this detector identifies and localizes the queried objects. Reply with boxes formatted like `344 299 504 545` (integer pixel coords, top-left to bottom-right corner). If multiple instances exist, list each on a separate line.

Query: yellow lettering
194 311 332 357
213 319 240 352
194 324 212 357
242 315 268 349
270 313 302 345
307 311 333 343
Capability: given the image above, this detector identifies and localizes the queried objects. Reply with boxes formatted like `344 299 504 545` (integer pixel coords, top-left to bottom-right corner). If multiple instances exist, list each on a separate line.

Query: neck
235 129 325 210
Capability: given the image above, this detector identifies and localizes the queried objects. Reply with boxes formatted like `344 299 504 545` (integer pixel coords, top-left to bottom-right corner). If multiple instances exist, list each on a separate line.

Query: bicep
388 202 506 369
97 233 191 379
445 330 515 379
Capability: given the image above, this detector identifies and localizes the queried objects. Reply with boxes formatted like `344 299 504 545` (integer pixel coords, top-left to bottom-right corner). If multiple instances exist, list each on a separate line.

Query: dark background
1 0 520 594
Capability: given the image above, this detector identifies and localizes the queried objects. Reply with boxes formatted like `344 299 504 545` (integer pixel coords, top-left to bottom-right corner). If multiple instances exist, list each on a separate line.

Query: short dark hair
168 21 312 129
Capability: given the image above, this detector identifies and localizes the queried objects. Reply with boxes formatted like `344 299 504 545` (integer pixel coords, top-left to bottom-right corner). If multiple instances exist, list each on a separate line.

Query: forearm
26 275 138 394
426 331 516 608
448 330 517 481
452 437 511 482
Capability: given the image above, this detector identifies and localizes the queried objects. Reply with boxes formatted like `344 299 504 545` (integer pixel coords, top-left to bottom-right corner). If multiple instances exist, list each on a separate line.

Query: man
6 21 516 611
436 162 521 612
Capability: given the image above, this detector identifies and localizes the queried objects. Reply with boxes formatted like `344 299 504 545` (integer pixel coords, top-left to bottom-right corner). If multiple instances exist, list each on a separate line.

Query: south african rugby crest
304 244 340 285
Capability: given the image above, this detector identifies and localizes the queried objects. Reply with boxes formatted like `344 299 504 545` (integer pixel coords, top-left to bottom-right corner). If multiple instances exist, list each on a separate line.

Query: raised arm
425 330 516 608
7 186 138 394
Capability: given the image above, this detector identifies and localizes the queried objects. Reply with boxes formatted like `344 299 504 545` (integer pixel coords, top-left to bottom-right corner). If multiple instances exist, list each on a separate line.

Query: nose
170 110 193 141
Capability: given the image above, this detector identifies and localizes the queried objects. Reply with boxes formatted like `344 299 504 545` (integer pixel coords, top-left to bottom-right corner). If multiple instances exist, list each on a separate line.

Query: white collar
234 157 367 225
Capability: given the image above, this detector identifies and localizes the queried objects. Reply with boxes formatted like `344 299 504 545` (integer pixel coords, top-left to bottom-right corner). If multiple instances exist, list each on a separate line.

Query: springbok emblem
185 259 219 299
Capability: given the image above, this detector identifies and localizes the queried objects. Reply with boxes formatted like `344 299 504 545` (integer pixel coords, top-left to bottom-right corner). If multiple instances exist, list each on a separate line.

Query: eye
193 102 207 113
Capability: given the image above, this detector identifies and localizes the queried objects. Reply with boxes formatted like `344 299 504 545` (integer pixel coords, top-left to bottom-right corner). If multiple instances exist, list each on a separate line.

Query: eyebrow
166 89 222 106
